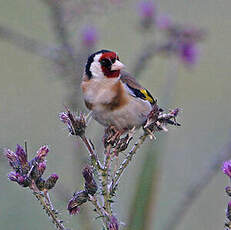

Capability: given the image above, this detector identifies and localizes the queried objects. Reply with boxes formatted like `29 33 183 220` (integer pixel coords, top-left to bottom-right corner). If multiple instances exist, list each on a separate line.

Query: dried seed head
59 110 87 136
67 190 88 215
82 165 98 196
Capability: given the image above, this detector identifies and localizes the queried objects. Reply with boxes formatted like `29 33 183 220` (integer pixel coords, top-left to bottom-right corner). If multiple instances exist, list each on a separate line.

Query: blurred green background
1 0 231 230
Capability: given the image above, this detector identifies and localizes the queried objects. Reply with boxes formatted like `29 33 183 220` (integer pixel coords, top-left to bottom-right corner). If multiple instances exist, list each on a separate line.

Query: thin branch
0 25 59 61
102 145 113 215
163 141 231 230
33 192 66 230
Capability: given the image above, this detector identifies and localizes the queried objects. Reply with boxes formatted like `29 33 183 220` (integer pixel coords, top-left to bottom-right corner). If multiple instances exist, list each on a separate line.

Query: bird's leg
103 126 125 147
112 127 135 178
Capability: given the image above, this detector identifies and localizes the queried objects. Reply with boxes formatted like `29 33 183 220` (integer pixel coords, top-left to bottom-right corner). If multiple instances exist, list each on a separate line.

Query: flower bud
138 0 156 29
5 149 18 170
223 160 231 178
17 175 30 187
226 186 231 196
8 172 19 182
36 177 46 191
81 25 98 48
36 145 49 162
59 112 70 124
45 174 59 190
15 144 28 166
67 190 88 215
30 161 47 180
82 165 97 196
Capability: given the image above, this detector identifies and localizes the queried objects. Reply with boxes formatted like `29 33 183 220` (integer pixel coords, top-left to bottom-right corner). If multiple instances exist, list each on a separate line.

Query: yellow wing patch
140 89 154 104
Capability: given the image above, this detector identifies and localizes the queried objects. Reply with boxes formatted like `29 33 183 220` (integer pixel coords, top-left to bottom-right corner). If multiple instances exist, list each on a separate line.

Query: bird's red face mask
99 52 125 78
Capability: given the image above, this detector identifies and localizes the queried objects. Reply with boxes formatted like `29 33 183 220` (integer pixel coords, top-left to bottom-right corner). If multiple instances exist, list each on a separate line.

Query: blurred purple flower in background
223 160 231 178
137 0 156 28
179 42 198 66
81 25 98 48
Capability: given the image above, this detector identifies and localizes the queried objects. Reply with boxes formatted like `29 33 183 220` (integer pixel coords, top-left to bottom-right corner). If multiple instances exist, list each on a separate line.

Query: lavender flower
5 149 18 170
15 144 27 167
138 0 156 28
31 161 47 180
6 144 58 191
223 160 231 178
81 25 98 48
36 145 49 162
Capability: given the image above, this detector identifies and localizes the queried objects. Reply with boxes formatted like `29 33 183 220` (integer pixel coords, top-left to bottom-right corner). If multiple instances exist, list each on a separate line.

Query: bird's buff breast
81 78 152 129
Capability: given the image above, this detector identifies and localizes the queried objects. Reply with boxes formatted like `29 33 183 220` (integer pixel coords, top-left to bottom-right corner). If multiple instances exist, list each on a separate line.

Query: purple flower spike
223 160 231 178
179 42 198 66
81 25 98 48
15 144 27 166
36 145 49 162
138 0 156 27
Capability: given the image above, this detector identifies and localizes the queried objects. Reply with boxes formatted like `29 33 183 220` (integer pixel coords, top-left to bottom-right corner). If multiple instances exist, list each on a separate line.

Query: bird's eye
100 59 111 68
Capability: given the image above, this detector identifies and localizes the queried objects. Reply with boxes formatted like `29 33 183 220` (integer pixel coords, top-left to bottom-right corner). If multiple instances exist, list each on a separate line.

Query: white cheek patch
90 54 105 79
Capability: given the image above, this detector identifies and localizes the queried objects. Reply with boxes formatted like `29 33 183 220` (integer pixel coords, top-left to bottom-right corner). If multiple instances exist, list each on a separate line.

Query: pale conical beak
111 60 125 71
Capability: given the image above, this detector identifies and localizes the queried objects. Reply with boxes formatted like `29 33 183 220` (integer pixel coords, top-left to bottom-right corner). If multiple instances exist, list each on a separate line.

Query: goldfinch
81 50 156 131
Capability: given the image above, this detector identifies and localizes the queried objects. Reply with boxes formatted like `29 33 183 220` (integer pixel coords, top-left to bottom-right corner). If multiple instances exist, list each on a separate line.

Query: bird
81 49 156 136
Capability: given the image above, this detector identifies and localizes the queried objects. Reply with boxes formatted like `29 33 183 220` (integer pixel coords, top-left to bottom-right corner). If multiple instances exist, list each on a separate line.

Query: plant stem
111 133 148 194
33 192 66 230
80 135 103 171
102 145 112 215
89 195 109 229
